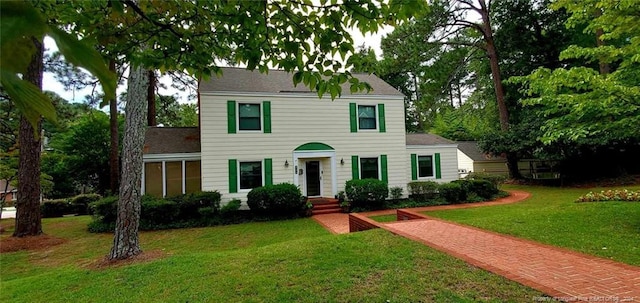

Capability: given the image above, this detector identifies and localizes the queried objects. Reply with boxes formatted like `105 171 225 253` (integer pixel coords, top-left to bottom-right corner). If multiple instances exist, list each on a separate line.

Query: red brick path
384 217 640 300
312 191 640 300
312 190 531 234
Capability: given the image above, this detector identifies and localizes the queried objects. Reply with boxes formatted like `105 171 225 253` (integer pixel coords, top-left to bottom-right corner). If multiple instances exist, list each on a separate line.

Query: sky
42 26 392 106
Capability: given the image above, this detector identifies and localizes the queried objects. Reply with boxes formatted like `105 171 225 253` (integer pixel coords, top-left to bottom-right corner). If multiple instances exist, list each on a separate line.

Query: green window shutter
349 103 357 133
227 101 236 134
228 159 238 193
263 101 271 133
380 155 388 183
435 153 442 179
378 104 386 133
351 155 359 179
411 154 418 181
264 158 273 185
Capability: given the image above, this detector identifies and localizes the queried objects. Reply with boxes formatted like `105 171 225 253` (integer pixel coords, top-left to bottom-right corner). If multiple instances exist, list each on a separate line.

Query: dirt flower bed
0 234 68 253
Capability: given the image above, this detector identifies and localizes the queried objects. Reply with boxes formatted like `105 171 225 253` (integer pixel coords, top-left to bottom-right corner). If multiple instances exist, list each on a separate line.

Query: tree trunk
147 70 156 126
109 59 119 194
14 37 44 237
480 12 509 131
506 152 522 179
109 66 149 260
478 0 518 179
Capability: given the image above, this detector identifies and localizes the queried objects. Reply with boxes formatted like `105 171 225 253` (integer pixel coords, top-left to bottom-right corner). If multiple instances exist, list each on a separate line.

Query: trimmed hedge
466 179 498 199
390 186 403 200
345 179 389 210
141 196 179 226
89 196 119 222
439 182 466 203
88 191 237 232
247 183 305 216
70 194 102 215
41 199 70 218
407 181 440 201
90 191 222 229
41 193 103 218
220 199 242 216
167 191 222 220
465 172 506 188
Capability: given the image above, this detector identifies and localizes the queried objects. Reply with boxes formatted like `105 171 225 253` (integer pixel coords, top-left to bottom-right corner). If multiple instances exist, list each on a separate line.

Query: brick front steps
308 198 341 215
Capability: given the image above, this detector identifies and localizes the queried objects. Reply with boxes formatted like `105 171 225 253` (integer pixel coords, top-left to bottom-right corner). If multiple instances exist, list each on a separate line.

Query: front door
306 161 321 197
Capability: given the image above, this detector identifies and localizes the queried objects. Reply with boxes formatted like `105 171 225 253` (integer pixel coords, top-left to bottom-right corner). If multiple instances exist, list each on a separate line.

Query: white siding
406 145 459 183
457 149 474 174
200 93 407 202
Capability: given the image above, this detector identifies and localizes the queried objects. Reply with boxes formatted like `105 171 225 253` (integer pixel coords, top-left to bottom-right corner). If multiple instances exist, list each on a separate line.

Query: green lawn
1 216 543 302
425 184 640 266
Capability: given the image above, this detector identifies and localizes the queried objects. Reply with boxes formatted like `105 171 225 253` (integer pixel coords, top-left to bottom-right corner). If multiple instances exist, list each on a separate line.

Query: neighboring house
457 141 508 176
142 67 458 203
0 179 17 206
457 141 536 177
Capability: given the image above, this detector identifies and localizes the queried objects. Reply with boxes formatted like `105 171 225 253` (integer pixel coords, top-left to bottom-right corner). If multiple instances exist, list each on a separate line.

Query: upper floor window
358 105 376 130
239 103 261 131
360 157 379 179
350 103 385 133
418 155 434 178
228 101 271 134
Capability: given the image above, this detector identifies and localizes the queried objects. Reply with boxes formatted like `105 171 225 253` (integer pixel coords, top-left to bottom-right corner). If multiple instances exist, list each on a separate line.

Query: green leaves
517 0 640 145
0 71 57 126
0 2 45 76
0 1 116 130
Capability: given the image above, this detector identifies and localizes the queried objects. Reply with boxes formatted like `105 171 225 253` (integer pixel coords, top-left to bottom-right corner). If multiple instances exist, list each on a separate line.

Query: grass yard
425 185 640 266
1 216 543 302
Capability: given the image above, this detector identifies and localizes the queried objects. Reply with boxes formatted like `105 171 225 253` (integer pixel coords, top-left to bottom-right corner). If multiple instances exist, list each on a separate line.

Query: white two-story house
142 68 458 204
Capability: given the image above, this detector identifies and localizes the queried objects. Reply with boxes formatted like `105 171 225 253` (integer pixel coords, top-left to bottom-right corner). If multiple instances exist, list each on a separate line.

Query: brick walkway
312 191 640 300
312 190 531 234
384 217 640 300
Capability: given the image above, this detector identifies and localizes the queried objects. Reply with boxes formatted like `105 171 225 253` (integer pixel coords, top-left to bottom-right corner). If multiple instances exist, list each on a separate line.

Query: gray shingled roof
456 141 504 161
406 133 455 146
143 127 200 154
199 67 404 96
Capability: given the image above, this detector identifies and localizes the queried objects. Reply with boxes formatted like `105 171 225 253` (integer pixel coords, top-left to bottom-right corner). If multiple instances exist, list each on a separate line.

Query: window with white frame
360 157 379 179
358 105 376 130
239 161 262 190
143 160 201 197
418 155 434 178
238 103 261 131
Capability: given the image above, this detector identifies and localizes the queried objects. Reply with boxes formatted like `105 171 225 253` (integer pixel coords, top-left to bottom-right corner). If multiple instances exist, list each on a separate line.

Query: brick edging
348 213 384 232
359 190 532 218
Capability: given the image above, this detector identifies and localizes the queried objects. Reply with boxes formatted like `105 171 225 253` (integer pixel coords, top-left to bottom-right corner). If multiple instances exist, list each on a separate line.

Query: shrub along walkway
312 191 640 300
